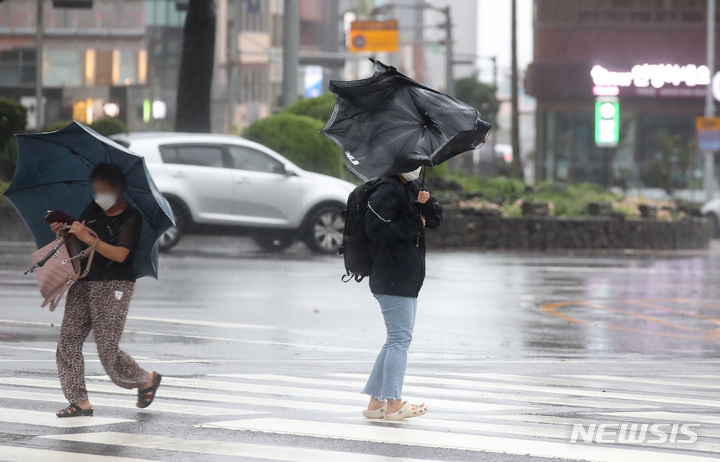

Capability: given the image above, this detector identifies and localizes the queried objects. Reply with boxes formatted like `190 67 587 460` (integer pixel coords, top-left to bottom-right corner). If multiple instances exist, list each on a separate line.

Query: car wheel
303 205 345 254
157 200 186 252
253 230 296 252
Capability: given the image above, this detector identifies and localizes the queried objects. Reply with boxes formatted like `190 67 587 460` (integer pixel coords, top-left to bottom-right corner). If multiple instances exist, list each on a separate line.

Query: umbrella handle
420 166 427 190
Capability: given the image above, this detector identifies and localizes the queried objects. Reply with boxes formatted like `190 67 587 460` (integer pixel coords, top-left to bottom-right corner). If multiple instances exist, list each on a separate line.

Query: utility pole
227 0 240 133
443 6 454 97
35 0 44 130
281 0 299 107
510 0 522 179
704 0 716 201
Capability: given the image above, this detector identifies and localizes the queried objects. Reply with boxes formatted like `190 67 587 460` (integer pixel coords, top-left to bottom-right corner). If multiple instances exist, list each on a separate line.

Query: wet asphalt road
2 236 720 461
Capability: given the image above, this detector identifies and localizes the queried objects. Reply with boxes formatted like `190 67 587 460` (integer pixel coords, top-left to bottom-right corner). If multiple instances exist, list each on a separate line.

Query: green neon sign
595 97 619 147
143 99 151 123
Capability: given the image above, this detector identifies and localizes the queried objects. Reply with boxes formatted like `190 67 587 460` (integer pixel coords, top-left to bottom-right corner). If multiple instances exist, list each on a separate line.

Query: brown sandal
137 372 162 409
57 403 93 418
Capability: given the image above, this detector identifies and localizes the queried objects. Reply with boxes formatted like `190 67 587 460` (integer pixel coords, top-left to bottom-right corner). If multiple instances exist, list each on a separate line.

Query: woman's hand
417 190 430 204
69 221 96 245
420 215 426 227
50 222 67 234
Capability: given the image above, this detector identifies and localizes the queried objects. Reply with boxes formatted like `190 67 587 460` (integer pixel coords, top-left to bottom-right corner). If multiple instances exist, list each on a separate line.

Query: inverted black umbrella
4 122 174 279
321 59 492 181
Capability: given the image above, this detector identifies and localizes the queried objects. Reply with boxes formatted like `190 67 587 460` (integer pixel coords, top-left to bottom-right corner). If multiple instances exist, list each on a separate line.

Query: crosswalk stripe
0 445 153 462
87 376 524 413
340 416 720 448
330 373 652 410
0 389 260 416
462 373 720 399
126 315 275 330
42 432 445 462
605 411 720 425
565 374 720 391
492 414 720 440
199 417 718 462
0 408 132 428
0 377 359 413
422 373 720 408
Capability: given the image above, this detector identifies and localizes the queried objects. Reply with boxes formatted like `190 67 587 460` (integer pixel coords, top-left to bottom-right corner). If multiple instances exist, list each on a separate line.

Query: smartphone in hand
45 209 76 225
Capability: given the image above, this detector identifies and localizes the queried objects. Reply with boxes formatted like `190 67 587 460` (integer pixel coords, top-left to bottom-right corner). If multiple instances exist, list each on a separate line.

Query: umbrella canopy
4 122 174 279
321 59 492 181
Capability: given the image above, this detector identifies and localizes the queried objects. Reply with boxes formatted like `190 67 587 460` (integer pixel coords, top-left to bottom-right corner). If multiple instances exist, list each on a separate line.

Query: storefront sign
348 20 399 53
591 63 720 101
696 117 720 151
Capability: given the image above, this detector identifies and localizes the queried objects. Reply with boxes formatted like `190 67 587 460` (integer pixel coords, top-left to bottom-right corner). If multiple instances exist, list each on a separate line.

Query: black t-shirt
78 201 142 282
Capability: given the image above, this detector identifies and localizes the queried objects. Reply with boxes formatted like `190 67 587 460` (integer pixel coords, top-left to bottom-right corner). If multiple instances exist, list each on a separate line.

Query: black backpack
340 177 405 283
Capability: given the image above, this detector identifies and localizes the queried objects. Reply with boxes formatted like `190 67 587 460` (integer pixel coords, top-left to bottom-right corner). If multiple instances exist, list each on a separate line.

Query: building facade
0 0 162 130
213 0 345 134
527 0 719 189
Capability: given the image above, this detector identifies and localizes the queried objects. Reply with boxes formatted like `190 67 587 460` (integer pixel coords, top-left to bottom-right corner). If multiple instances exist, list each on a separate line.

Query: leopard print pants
57 280 149 404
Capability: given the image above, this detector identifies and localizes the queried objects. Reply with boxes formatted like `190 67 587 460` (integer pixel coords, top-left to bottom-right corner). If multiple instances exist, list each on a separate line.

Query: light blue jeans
362 294 418 400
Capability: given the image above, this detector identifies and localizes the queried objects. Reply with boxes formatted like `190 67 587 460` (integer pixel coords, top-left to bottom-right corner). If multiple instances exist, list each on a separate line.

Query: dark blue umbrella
4 121 174 279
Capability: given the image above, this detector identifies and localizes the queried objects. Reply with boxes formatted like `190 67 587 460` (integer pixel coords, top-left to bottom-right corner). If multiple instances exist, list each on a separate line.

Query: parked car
701 199 720 238
111 132 354 253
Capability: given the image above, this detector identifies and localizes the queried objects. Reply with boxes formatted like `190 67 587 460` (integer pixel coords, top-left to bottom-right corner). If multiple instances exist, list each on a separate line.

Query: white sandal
362 404 387 419
384 402 428 421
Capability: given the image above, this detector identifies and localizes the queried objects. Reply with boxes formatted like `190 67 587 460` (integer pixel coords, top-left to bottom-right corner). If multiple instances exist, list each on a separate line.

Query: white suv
112 132 354 254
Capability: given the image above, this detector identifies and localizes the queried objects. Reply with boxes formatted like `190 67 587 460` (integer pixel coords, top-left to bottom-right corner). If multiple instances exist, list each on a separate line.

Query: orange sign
348 20 399 53
696 117 720 131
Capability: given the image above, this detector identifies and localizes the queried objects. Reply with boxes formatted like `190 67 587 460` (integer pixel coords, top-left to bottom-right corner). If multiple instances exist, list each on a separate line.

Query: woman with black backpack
360 167 443 421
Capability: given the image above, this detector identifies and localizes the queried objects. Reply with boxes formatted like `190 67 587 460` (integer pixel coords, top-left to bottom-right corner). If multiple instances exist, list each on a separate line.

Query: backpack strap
376 176 409 213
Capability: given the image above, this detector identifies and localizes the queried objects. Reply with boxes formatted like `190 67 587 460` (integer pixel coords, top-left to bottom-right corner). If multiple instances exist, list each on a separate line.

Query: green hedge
282 93 336 122
43 118 128 137
88 117 129 136
242 113 344 178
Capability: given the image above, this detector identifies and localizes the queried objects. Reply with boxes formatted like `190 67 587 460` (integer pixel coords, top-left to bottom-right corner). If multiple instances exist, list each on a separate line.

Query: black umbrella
321 59 492 181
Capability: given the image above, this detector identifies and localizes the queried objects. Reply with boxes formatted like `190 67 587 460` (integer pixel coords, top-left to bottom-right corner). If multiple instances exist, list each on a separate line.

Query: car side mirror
284 167 299 177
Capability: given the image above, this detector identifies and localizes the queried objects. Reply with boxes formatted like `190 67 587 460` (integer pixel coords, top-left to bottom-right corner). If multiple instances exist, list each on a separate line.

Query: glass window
159 146 178 163
160 145 225 168
0 49 36 85
45 50 82 87
118 50 137 85
227 145 284 174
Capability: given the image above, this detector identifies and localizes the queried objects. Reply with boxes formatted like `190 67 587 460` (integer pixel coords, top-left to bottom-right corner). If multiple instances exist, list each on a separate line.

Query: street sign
595 96 619 147
348 20 399 53
696 116 720 151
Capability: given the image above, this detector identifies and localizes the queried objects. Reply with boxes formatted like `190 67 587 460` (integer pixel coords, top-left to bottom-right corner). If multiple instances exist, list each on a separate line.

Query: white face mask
401 167 422 182
94 193 117 211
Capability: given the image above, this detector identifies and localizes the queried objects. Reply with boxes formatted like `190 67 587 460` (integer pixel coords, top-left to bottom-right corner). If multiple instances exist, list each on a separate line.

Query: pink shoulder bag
26 230 99 311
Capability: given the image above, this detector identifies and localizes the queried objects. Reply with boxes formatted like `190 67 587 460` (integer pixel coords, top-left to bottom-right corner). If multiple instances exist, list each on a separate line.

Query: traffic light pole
442 6 454 97
704 0 716 201
35 0 44 129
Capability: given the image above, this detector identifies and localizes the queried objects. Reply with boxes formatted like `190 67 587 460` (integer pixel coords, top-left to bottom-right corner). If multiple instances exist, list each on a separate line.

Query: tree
0 98 27 182
649 133 697 197
454 77 500 128
0 97 27 147
175 0 216 132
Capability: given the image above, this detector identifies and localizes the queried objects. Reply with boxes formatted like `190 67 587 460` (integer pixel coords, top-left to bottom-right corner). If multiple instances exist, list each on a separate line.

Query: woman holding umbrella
361 168 443 420
320 59 491 420
50 163 161 417
5 122 174 417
